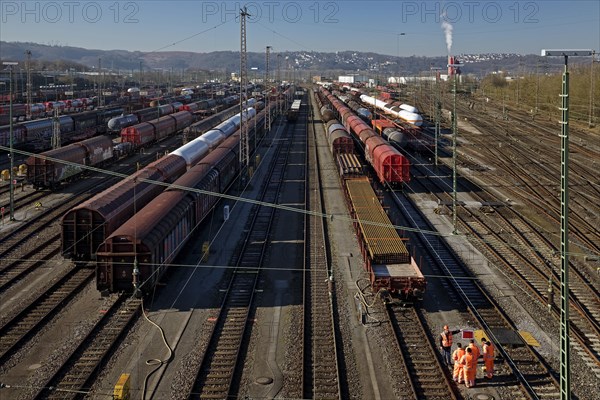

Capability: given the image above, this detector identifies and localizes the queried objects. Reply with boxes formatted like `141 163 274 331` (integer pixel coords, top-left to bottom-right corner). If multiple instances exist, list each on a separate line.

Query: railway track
0 188 47 216
387 306 457 399
304 103 341 399
189 121 294 398
414 102 600 374
0 266 93 366
31 296 141 400
456 200 600 372
444 98 600 257
390 183 562 399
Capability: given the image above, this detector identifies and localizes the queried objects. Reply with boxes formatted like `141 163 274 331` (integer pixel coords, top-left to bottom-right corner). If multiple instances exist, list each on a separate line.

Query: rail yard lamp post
541 48 593 400
447 60 462 235
3 61 18 221
430 67 443 168
396 33 406 85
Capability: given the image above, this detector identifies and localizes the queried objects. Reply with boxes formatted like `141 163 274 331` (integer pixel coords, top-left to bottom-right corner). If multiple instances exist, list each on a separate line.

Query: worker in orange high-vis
467 339 481 362
439 325 461 366
466 339 481 380
452 343 465 383
461 347 477 388
482 338 495 379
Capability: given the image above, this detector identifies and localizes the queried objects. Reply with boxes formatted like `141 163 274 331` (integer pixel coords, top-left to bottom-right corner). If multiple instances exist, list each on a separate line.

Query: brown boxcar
26 135 113 188
325 120 354 155
96 132 242 293
61 153 186 260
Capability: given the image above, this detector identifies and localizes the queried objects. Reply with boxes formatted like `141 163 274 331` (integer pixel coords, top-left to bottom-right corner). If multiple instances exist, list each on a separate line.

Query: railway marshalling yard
0 85 599 400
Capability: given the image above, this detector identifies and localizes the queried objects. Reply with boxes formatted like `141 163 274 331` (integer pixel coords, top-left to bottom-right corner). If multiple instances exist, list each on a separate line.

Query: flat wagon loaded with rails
344 176 425 302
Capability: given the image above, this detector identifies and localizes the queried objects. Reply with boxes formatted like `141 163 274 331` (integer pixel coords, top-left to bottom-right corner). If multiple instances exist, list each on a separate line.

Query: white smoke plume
441 19 453 54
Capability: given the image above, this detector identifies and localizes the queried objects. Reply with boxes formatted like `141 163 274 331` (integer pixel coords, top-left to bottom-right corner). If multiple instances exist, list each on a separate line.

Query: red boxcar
170 111 193 131
369 140 410 184
121 122 155 146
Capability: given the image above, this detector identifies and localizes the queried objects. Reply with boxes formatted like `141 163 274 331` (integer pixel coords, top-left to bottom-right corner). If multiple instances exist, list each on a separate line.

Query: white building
338 75 368 84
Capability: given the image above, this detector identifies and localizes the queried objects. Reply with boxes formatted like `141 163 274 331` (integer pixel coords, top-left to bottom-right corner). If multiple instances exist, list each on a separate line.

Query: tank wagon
360 94 423 126
95 106 273 294
183 98 257 142
61 106 260 261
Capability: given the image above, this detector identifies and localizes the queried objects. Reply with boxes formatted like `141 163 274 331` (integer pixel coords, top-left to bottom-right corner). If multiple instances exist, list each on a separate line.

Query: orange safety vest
453 347 465 362
468 343 480 359
462 353 475 371
441 331 453 347
483 343 495 359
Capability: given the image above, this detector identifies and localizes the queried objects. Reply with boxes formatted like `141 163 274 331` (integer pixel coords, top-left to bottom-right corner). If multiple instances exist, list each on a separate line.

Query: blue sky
1 1 598 56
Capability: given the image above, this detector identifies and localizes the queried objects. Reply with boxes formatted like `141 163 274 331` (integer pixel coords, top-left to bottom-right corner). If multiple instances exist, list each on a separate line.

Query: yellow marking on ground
519 331 541 347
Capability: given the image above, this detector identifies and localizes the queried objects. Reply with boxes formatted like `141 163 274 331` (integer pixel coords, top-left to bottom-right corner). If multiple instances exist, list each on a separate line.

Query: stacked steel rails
343 177 425 302
189 116 296 399
304 101 342 399
388 179 563 398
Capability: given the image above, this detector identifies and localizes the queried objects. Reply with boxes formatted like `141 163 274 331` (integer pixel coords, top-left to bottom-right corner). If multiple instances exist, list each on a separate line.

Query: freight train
318 86 410 186
61 105 261 261
332 91 372 121
106 96 248 134
94 105 275 294
0 106 124 152
359 94 423 126
183 98 260 142
316 91 425 302
0 99 92 124
25 110 195 189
